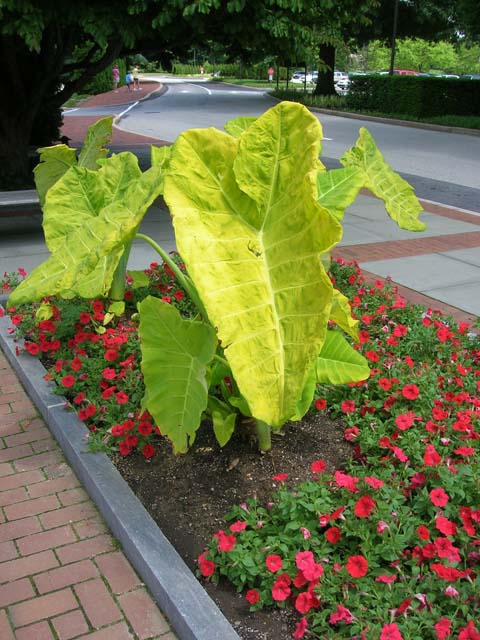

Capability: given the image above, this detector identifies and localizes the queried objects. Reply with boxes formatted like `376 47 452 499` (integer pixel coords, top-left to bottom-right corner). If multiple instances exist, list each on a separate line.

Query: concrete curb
0 300 240 640
308 106 480 137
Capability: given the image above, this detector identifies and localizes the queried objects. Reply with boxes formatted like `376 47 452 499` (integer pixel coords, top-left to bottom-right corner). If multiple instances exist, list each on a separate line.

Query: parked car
335 79 350 95
291 70 313 83
393 69 419 76
334 71 348 82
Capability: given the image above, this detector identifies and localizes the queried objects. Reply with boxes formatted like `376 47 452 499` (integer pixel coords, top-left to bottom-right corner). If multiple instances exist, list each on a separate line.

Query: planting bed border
0 298 240 640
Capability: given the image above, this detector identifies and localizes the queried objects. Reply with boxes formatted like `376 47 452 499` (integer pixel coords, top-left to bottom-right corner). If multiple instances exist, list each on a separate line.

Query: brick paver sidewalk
0 350 177 640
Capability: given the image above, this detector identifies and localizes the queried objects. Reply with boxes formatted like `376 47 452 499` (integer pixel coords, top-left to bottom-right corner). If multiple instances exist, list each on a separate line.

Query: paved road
96 77 479 212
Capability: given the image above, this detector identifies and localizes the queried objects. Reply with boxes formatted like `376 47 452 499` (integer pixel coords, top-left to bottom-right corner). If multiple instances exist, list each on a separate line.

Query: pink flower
375 574 397 583
295 591 319 614
329 603 354 624
217 531 236 552
295 551 324 581
334 470 359 492
292 617 308 639
271 573 291 601
265 554 283 573
230 521 247 533
424 444 441 466
402 383 419 400
300 527 311 540
458 621 480 640
436 516 457 536
364 476 384 489
434 617 452 640
380 623 404 640
197 553 215 577
430 488 450 507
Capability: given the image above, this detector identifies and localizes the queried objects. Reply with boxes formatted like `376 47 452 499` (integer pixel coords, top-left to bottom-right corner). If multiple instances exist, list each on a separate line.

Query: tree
0 0 331 189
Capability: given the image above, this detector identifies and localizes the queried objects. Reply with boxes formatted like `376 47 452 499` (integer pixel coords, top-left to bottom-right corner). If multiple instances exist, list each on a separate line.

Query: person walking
268 66 274 83
112 65 120 91
125 70 133 92
133 64 141 90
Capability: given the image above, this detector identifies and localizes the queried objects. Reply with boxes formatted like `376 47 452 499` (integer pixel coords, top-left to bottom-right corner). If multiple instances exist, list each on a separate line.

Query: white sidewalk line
117 101 140 119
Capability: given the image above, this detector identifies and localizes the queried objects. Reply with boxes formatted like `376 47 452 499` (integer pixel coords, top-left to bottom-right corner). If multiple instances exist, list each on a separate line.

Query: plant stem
135 233 207 317
109 241 132 300
255 420 272 452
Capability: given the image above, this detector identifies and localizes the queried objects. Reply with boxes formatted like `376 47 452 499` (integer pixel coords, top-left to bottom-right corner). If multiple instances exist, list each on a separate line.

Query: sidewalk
1 83 479 639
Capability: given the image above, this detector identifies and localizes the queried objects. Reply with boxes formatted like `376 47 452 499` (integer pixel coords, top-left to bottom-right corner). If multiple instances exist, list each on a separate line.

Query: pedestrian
112 65 120 91
126 71 133 92
200 65 204 75
268 66 274 83
133 64 141 91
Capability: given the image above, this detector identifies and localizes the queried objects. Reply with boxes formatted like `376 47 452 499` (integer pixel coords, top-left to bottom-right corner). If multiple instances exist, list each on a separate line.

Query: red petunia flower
417 525 430 540
272 473 288 482
434 617 452 640
217 531 236 552
292 617 308 639
197 552 215 577
265 554 283 573
115 391 129 405
325 527 341 543
430 488 450 507
142 444 155 459
311 460 326 474
104 349 118 362
245 589 260 605
315 398 327 411
354 495 376 518
230 521 247 533
61 374 76 388
402 383 420 400
436 516 457 536
329 603 354 624
295 591 319 614
458 621 480 640
271 573 291 601
346 555 368 578
380 622 404 640
424 444 441 466
340 399 356 413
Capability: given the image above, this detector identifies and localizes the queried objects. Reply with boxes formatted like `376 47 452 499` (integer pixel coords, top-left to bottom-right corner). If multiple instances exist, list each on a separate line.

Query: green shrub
84 58 127 94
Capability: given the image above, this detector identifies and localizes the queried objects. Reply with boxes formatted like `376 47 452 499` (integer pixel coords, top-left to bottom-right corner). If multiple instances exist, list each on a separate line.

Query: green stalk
255 420 272 452
109 241 132 300
135 233 207 317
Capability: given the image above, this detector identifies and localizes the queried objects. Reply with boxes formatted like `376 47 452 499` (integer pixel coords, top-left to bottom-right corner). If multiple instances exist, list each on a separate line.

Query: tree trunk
313 43 337 96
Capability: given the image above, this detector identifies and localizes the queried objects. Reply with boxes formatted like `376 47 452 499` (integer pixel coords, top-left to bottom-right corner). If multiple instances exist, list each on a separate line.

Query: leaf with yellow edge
34 145 77 206
340 127 425 231
164 101 342 428
315 331 370 385
329 288 359 341
77 116 113 169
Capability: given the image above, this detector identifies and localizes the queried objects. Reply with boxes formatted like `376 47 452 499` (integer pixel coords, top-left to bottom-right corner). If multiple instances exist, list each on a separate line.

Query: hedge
346 74 480 118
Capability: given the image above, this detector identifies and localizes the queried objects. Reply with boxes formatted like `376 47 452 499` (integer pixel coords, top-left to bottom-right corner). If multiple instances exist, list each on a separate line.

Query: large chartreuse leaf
34 116 114 206
224 116 257 138
34 145 77 206
315 330 370 384
8 203 145 305
164 101 342 428
340 127 425 231
9 160 164 305
77 116 113 169
138 296 217 453
316 167 364 221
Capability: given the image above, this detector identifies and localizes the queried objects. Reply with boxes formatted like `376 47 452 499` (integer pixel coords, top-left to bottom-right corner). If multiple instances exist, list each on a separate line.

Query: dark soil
114 412 353 640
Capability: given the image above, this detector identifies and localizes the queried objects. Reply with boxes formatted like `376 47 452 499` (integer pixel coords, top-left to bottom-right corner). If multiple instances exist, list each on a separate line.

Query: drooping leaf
316 167 364 220
164 101 342 427
315 330 370 385
8 204 143 305
329 288 359 341
150 145 172 194
34 144 77 206
340 127 425 231
77 116 113 169
224 116 257 137
138 296 217 454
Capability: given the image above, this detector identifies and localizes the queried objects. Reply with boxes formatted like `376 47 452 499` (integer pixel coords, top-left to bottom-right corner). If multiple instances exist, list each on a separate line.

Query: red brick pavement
0 349 178 640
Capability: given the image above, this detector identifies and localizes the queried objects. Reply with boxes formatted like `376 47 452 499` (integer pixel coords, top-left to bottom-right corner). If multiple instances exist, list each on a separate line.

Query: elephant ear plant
8 101 425 455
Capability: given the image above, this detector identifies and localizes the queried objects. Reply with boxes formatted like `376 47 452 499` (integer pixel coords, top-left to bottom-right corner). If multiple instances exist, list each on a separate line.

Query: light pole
389 0 399 75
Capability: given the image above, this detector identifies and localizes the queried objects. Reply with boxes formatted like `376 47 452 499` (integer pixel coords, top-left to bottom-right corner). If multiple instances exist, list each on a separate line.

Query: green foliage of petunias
138 296 217 453
164 102 343 429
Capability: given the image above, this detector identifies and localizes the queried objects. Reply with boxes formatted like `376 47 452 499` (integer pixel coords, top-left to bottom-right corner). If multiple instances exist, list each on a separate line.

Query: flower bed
3 258 479 639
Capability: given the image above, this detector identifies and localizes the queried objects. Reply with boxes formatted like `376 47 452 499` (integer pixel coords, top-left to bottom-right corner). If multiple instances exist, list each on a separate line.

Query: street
67 76 480 212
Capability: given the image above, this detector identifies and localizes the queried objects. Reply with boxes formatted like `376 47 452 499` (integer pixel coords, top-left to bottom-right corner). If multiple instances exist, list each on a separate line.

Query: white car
334 71 349 83
290 70 313 83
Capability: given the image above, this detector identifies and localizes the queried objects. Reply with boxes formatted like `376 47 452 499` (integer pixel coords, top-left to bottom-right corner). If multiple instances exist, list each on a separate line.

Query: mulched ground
114 411 353 639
